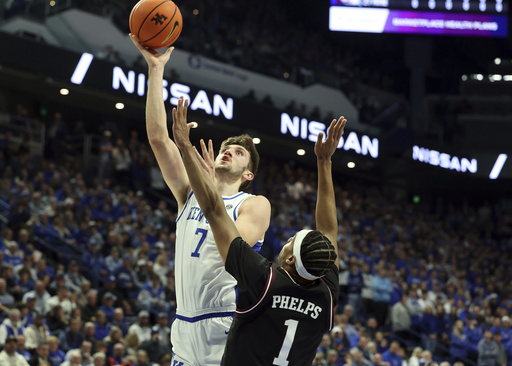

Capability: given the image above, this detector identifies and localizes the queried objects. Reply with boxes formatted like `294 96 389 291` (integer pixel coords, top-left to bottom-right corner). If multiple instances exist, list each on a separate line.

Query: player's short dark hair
300 230 337 278
220 134 259 191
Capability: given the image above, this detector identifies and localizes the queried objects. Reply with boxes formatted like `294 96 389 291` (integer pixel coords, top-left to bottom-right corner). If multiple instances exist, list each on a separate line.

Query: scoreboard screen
329 0 508 36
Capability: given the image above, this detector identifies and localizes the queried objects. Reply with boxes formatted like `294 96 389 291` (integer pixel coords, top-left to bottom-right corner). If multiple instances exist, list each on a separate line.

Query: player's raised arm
172 97 240 261
314 117 347 269
129 34 191 209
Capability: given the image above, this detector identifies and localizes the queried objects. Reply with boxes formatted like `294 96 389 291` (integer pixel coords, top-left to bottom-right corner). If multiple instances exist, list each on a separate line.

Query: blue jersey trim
176 311 235 323
232 199 244 221
253 241 263 252
222 192 245 201
176 191 195 223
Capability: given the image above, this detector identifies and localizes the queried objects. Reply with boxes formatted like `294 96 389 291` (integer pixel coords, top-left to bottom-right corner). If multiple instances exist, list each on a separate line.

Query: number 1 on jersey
273 319 299 366
191 228 207 257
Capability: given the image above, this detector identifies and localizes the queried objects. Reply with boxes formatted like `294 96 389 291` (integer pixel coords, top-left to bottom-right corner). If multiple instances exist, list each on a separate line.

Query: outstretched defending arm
172 97 239 261
314 117 347 270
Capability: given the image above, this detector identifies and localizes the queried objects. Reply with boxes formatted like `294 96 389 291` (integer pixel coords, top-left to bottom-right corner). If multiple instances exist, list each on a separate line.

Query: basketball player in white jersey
130 36 271 365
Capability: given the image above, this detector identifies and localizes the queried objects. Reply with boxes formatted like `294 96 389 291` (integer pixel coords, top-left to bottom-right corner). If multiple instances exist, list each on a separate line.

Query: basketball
129 0 183 49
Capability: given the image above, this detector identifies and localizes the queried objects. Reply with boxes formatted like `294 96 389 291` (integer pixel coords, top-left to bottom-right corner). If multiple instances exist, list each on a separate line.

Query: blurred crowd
0 103 511 366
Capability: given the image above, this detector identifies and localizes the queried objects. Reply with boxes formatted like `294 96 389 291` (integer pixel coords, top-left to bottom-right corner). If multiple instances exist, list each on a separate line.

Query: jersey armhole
320 277 336 331
176 190 194 223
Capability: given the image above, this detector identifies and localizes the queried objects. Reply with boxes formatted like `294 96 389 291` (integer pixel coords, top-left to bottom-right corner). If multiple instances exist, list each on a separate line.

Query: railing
33 224 84 264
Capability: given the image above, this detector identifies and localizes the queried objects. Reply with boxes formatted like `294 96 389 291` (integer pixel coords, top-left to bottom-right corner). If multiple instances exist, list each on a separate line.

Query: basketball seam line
141 5 178 44
137 0 171 40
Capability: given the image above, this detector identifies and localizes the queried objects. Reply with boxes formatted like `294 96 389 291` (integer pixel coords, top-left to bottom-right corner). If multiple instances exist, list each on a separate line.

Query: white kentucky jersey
174 190 264 319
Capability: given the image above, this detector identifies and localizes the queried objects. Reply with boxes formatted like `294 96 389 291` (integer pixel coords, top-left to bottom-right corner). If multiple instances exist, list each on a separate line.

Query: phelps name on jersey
221 237 339 366
175 191 263 320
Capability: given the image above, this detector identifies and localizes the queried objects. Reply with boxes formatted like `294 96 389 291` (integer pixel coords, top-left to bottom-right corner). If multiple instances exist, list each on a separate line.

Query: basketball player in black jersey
173 96 345 366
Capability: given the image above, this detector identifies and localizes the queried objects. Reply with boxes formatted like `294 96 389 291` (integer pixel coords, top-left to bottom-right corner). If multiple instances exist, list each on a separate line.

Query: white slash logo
71 53 94 85
489 154 508 180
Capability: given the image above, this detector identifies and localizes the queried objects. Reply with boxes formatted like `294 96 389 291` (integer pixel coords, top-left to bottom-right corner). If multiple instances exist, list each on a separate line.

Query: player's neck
215 176 242 196
282 266 314 286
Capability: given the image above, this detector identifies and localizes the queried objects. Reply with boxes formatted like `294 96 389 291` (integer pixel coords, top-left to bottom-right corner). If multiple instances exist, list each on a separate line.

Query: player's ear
286 255 296 266
242 170 254 182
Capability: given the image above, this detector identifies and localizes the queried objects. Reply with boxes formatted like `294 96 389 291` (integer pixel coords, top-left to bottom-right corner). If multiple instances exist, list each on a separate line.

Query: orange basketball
129 0 183 49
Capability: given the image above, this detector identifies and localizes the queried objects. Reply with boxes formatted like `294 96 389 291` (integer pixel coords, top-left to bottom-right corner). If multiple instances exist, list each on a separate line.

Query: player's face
215 145 251 176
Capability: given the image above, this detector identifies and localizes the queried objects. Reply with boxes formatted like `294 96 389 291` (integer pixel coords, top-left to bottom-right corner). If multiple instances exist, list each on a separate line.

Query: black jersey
221 237 339 366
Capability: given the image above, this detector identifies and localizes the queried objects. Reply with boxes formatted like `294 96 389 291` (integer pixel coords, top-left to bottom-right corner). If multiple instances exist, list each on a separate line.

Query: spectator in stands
111 308 128 337
153 253 170 285
60 350 82 366
81 238 108 288
17 334 32 361
94 310 111 341
17 268 35 296
137 272 167 315
24 312 49 350
372 265 393 328
46 305 67 336
391 294 411 344
347 260 364 317
109 342 131 366
500 315 512 345
0 335 29 365
4 241 23 267
0 277 15 312
98 130 113 184
28 342 53 366
478 329 499 366
371 353 385 366
59 317 84 352
67 340 93 366
105 246 122 274
65 261 85 295
493 331 507 366
72 221 90 247
408 347 423 366
382 341 402 366
97 275 124 310
155 312 171 348
47 335 65 365
34 258 54 283
21 296 38 327
0 308 24 346
139 325 167 363
420 305 437 353
112 138 132 188
128 310 151 344
93 352 106 366
87 220 106 249
361 263 373 319
465 315 483 362
81 289 98 322
53 217 73 242
83 322 97 350
98 291 116 322
114 255 138 300
449 319 469 363
47 285 76 320
125 332 139 358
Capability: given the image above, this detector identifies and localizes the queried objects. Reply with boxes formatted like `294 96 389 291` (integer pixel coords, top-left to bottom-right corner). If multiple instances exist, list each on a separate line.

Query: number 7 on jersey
191 228 208 257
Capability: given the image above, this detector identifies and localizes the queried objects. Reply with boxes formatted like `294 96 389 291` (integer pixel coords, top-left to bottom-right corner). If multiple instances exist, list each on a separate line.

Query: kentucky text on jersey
186 206 209 224
271 295 322 319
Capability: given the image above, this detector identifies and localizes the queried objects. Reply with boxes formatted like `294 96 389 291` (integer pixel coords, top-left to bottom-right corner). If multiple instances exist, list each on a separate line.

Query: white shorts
171 314 233 366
